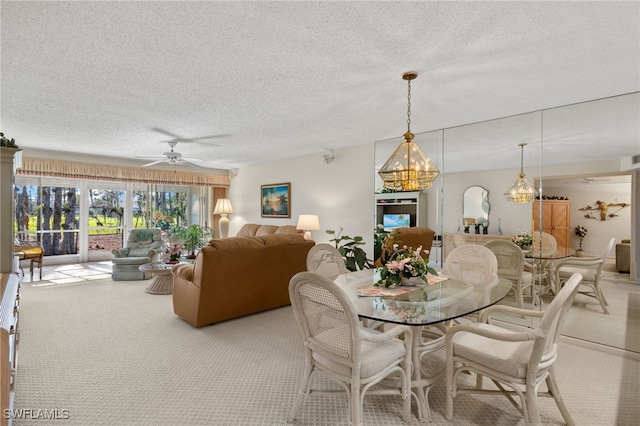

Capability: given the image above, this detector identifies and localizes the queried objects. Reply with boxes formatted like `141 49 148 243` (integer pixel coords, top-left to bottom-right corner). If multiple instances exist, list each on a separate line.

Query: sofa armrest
173 263 195 283
112 247 130 258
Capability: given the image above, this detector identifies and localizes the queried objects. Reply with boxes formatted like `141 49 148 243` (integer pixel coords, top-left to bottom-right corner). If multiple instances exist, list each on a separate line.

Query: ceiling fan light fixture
504 143 536 203
378 71 440 192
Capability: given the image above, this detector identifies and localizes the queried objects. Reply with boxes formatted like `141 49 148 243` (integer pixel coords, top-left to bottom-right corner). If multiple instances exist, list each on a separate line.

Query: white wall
229 143 536 258
543 183 631 256
228 144 375 251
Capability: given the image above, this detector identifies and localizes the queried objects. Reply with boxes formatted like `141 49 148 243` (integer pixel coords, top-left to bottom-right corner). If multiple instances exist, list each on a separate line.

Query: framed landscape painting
261 182 291 218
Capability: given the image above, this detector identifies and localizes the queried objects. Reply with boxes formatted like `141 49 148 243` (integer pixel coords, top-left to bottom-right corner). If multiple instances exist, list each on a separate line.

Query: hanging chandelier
504 143 536 203
378 71 440 191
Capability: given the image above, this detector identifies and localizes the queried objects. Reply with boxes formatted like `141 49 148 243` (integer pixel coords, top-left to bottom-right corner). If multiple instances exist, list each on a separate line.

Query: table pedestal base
145 270 173 295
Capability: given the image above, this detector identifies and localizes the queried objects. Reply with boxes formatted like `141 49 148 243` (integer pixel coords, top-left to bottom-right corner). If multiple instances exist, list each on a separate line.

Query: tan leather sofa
172 230 314 327
234 223 302 237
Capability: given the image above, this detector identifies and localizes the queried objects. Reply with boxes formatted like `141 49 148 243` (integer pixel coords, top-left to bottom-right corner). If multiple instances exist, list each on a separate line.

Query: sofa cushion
260 234 305 246
255 225 279 236
209 236 265 250
236 223 261 237
273 225 302 235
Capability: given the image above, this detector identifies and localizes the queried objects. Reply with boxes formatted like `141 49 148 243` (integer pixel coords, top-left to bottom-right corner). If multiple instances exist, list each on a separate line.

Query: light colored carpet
14 278 640 425
494 264 640 353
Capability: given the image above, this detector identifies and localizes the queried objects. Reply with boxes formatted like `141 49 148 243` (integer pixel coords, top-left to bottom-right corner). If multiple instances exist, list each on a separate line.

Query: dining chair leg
546 367 575 426
288 363 312 422
350 383 361 426
594 284 609 314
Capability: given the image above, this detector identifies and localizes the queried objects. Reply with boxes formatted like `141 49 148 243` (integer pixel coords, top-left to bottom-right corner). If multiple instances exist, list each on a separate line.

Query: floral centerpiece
375 244 437 288
512 230 533 249
165 244 182 263
574 225 588 251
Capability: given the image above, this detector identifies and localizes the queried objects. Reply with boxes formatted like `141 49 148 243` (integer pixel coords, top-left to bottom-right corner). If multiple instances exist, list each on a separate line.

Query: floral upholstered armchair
111 229 163 281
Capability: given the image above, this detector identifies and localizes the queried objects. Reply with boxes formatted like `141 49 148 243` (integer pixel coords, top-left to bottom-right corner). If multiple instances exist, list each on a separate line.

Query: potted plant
326 228 372 271
169 224 214 258
0 132 18 148
574 225 588 256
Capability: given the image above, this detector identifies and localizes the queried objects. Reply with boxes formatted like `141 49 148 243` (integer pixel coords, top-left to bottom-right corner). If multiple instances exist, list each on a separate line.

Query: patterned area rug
13 278 639 425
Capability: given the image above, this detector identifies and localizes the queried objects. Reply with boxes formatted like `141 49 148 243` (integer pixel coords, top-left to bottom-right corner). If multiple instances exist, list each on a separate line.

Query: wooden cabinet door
551 201 570 248
533 200 570 248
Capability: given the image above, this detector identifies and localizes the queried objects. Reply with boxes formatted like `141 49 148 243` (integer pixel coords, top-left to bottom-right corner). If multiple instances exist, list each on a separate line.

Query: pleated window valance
17 157 230 188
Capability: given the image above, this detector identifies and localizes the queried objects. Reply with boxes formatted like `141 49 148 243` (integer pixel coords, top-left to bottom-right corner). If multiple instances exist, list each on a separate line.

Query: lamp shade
296 214 320 231
213 198 234 215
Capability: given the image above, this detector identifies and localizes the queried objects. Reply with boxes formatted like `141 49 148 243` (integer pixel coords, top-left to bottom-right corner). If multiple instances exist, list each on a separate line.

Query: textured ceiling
1 1 639 173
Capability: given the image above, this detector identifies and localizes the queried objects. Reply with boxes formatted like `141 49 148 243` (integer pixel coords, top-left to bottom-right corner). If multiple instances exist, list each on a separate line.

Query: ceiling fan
150 127 230 144
137 141 204 169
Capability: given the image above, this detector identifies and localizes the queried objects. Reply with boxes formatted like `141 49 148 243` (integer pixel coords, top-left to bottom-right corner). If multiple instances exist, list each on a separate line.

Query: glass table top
333 269 512 326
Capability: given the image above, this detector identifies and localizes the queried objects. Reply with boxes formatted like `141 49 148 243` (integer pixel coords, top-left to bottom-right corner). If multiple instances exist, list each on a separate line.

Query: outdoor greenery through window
15 183 80 255
14 176 190 258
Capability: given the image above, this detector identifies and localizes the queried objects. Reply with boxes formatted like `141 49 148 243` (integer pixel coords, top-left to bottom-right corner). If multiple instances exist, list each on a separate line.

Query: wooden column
0 148 21 273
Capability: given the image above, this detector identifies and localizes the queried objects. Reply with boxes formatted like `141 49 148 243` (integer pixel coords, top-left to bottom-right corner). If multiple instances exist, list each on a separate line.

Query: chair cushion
312 327 405 379
111 256 151 265
452 323 534 378
128 247 153 257
559 266 597 282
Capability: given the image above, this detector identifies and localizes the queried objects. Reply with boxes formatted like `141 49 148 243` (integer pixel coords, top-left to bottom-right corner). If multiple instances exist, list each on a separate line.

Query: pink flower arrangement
167 244 182 262
375 244 437 288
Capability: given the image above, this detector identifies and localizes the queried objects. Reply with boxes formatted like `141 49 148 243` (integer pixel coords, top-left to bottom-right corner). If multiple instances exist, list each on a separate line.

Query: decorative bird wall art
579 200 629 221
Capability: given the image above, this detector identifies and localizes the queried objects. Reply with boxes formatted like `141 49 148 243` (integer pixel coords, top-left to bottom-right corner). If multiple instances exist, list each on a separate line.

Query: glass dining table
525 247 576 305
332 269 512 421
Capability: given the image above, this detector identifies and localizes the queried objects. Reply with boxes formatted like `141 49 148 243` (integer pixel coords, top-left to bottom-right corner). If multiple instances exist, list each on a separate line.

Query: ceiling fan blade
188 134 231 141
180 157 203 163
150 127 182 139
135 155 164 160
142 160 165 167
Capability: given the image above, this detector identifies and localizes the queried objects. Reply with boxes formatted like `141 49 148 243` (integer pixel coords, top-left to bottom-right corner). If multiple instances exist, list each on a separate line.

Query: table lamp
296 214 320 240
213 198 234 238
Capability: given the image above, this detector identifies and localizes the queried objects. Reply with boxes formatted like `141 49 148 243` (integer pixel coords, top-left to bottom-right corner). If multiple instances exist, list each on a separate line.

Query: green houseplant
326 228 372 271
169 224 214 258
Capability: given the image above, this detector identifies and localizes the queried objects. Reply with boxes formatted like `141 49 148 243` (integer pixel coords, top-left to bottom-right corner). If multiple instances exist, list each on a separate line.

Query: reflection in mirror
462 186 489 232
375 92 638 354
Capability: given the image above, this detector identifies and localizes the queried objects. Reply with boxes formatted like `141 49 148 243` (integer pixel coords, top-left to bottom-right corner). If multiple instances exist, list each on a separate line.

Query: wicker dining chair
443 244 499 322
288 272 413 425
484 239 533 308
445 272 583 425
306 243 348 279
551 237 616 314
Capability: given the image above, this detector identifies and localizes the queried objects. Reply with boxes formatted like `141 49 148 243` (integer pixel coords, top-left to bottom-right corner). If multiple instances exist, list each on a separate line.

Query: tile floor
18 260 114 287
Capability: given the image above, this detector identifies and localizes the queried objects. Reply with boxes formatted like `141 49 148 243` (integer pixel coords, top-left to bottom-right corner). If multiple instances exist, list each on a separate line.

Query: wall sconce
378 71 440 191
296 214 320 240
213 198 234 238
504 143 536 203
